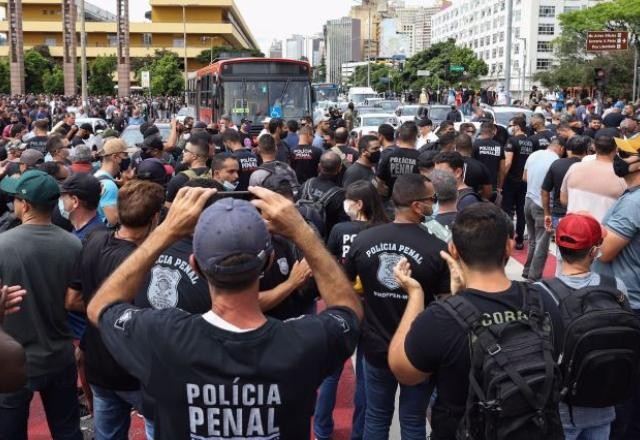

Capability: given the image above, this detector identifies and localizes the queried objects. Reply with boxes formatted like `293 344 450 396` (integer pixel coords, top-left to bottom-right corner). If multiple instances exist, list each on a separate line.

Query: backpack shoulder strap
317 185 344 207
96 173 114 182
540 278 574 304
330 145 346 160
438 295 484 333
300 177 316 200
180 169 198 180
598 274 617 289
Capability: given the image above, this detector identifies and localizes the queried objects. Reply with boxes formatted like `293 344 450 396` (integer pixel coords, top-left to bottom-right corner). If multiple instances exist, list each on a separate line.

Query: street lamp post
80 0 87 110
182 3 188 95
517 37 526 104
202 36 214 64
504 0 514 104
367 3 371 88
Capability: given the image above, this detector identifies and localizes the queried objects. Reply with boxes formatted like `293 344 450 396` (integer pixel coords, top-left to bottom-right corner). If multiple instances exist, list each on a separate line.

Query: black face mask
613 155 632 177
369 151 381 163
120 157 131 172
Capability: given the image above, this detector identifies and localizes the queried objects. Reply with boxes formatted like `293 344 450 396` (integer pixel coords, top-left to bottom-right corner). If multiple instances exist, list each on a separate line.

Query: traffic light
594 68 607 87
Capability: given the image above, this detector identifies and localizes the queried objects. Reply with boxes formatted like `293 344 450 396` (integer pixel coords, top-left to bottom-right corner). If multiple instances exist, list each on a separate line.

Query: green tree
538 0 640 97
0 58 10 94
31 44 54 61
400 40 488 90
43 65 64 94
24 49 52 93
88 55 117 95
352 63 396 92
196 45 264 64
149 53 184 96
313 56 326 83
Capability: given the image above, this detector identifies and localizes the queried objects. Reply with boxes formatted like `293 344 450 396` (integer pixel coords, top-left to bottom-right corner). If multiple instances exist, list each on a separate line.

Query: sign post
417 70 431 77
450 65 465 73
586 31 629 52
141 71 150 89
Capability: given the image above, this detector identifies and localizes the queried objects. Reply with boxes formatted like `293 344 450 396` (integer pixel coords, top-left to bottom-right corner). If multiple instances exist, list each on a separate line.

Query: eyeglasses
414 194 438 204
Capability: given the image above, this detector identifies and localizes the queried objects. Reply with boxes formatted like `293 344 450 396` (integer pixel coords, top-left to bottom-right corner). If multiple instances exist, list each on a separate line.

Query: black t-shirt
99 302 359 440
301 176 349 236
529 129 556 152
345 222 450 366
541 157 581 217
603 112 626 128
134 238 211 314
332 144 359 165
504 134 534 182
233 148 259 191
493 125 509 147
404 282 563 440
376 147 420 192
435 212 456 228
71 136 86 147
260 235 317 320
276 141 292 164
472 137 504 187
166 167 210 202
79 229 139 390
342 162 374 188
289 144 322 184
462 157 489 195
25 135 48 154
326 221 368 264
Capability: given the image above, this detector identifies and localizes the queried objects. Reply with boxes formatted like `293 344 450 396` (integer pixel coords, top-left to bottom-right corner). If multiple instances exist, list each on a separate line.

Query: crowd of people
0 91 639 440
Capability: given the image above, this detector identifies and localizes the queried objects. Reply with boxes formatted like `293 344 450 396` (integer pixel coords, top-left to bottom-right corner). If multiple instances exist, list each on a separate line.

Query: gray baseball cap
193 198 272 275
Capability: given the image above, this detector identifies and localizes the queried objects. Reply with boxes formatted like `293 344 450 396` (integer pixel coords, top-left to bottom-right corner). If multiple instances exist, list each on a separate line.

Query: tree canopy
149 53 184 96
196 45 264 64
88 55 117 95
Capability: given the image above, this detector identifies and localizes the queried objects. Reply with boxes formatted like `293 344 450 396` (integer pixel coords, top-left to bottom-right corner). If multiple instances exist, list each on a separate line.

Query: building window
107 35 118 47
173 38 185 48
45 37 56 46
538 24 555 35
537 58 552 70
143 33 152 47
492 48 496 58
537 41 553 52
498 47 504 56
539 6 556 17
564 6 581 13
514 44 519 55
499 32 505 42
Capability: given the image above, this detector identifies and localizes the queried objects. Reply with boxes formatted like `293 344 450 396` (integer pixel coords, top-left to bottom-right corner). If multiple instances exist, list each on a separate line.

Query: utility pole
503 0 513 104
633 42 639 102
79 0 87 111
517 37 526 104
183 3 188 95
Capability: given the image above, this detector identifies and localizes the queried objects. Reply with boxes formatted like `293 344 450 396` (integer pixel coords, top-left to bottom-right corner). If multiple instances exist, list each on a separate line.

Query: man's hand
287 259 312 290
393 258 423 297
440 251 465 295
159 186 217 240
249 186 310 240
0 285 26 324
544 215 553 232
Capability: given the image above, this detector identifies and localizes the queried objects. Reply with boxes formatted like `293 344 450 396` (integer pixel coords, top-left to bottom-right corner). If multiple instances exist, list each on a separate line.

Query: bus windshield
314 85 338 102
224 80 311 124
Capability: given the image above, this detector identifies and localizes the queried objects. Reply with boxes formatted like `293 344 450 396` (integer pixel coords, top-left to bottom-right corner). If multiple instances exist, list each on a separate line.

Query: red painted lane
511 243 558 279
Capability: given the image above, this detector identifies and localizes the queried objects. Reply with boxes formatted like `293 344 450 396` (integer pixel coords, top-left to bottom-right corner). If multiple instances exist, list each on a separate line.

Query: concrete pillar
7 0 25 96
117 0 130 97
62 0 77 97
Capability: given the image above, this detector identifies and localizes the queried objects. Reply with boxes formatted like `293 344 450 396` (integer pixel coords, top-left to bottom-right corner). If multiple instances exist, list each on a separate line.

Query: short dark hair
319 151 341 175
10 123 24 137
268 118 284 134
117 180 165 228
452 203 514 269
510 117 526 131
345 181 388 226
438 131 457 148
183 178 225 208
392 174 428 207
459 122 476 133
221 129 242 144
480 121 495 135
358 134 378 153
455 133 473 154
558 245 592 265
566 135 591 155
46 135 66 154
594 135 616 155
434 151 465 171
418 150 437 170
286 119 299 132
398 121 418 143
189 130 212 147
590 115 602 122
187 137 210 157
258 134 276 153
211 152 237 172
335 127 349 144
378 124 395 142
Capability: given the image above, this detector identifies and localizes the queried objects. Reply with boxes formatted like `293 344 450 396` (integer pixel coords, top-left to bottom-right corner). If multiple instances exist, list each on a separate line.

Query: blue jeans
524 198 550 281
314 349 366 440
0 363 82 440
563 423 611 440
363 358 433 440
91 384 143 440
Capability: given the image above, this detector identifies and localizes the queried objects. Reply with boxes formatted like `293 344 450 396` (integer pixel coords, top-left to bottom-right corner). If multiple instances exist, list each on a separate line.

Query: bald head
319 151 342 176
335 127 349 144
620 118 637 133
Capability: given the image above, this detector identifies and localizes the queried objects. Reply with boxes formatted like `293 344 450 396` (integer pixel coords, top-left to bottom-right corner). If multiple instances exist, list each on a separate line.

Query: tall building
269 39 283 58
0 0 258 70
324 17 361 84
305 33 325 66
431 0 607 92
349 3 379 61
285 34 305 60
396 5 441 53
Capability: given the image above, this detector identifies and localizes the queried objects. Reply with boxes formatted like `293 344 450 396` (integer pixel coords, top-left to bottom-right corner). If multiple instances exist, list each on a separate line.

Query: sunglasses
415 194 438 204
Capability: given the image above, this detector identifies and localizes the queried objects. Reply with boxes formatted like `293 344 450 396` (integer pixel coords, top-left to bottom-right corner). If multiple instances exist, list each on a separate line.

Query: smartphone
213 191 256 201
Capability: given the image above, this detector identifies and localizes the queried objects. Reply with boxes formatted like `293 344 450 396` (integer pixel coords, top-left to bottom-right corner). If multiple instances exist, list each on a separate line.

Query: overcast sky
96 0 432 54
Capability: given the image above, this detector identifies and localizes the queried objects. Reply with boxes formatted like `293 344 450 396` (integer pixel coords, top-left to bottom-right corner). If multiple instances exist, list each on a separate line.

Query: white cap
262 117 271 124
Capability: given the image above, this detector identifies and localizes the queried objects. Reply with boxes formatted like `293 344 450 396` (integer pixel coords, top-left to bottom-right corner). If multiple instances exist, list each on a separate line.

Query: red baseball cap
556 213 606 250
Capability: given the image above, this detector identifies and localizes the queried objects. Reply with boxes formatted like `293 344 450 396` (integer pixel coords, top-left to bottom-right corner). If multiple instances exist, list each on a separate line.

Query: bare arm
250 186 363 322
559 189 568 207
600 228 630 263
259 260 311 311
388 258 430 385
103 205 118 227
541 190 553 232
0 285 26 392
522 169 528 182
163 119 178 151
480 184 493 200
497 158 506 190
503 152 513 180
65 287 85 313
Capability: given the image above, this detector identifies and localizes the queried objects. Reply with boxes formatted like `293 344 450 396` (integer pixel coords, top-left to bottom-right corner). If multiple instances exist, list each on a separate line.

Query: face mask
368 151 381 164
507 127 515 136
613 155 632 177
58 198 70 220
222 180 239 191
183 133 191 141
343 200 359 220
120 157 131 172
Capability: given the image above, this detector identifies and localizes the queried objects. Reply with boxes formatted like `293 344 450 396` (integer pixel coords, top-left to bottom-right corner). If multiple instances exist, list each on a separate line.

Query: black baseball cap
60 173 101 208
193 121 207 129
79 123 93 134
136 158 168 184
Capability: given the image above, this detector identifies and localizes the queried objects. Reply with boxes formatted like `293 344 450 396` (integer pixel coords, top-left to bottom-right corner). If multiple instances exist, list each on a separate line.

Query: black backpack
296 178 343 239
258 161 301 199
457 187 483 211
539 276 640 408
440 283 563 440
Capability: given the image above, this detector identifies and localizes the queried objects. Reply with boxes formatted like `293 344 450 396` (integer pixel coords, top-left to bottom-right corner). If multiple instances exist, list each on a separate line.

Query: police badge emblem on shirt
376 252 403 290
147 265 182 309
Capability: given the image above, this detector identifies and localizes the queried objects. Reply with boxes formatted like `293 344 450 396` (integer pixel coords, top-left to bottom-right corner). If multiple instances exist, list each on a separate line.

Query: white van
348 87 377 106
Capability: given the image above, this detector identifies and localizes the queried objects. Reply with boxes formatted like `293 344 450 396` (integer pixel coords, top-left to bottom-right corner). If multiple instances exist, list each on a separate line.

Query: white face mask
58 198 70 220
343 200 359 220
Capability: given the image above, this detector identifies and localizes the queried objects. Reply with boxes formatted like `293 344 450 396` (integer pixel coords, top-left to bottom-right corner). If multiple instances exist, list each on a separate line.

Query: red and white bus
188 57 313 134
